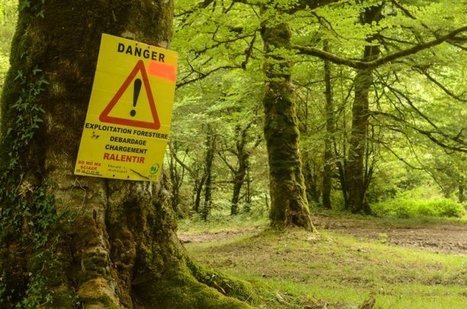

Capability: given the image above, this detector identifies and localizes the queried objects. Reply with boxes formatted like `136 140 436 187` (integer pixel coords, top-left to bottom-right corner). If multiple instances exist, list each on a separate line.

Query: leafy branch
293 26 467 69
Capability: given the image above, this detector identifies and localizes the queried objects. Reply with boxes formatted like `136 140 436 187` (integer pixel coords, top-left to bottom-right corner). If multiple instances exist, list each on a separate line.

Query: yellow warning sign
74 33 177 181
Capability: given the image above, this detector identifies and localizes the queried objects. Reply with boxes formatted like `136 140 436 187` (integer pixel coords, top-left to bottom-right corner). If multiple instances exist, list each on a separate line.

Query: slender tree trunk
193 177 205 213
459 176 465 203
244 168 252 212
231 162 247 215
202 124 216 220
322 41 334 209
166 143 206 215
303 159 321 205
260 17 313 230
230 125 250 215
0 2 250 308
345 5 382 214
168 141 186 217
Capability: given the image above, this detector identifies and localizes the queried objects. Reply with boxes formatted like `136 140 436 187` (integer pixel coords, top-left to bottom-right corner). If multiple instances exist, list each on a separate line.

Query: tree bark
193 176 206 213
0 2 251 308
260 16 313 230
230 125 252 216
322 41 334 209
459 176 465 203
201 124 216 220
168 141 187 217
303 158 321 205
345 5 382 214
346 65 374 213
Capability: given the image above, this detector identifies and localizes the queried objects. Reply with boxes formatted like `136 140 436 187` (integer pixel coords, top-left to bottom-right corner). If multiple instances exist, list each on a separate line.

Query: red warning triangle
99 60 160 130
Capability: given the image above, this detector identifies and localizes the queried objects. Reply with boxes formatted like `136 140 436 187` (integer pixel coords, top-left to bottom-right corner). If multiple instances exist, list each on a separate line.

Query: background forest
0 0 466 308
169 0 466 221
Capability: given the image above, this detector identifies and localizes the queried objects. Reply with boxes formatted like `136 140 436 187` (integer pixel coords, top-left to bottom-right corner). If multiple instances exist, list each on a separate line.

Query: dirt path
179 215 467 255
312 215 467 255
179 226 262 243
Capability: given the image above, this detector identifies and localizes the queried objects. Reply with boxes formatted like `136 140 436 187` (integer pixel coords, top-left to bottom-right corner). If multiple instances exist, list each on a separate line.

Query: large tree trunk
345 5 382 214
346 65 373 213
260 17 313 230
0 2 250 308
322 41 334 209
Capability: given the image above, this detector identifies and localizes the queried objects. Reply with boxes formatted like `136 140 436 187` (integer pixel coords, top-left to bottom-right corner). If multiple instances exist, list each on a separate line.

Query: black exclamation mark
131 78 142 117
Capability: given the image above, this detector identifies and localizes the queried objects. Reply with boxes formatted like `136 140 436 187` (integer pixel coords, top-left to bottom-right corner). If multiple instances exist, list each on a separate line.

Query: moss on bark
345 4 383 214
260 15 313 231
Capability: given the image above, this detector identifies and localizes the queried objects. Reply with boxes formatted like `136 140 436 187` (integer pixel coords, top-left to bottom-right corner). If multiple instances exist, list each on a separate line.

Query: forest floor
178 212 467 308
179 213 467 254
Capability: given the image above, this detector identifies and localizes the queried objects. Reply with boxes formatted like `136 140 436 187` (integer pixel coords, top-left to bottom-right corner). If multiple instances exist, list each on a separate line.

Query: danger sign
100 60 161 129
74 33 177 181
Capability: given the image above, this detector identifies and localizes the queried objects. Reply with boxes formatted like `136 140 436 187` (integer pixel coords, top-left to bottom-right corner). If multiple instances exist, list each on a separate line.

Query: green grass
181 221 466 308
371 197 465 219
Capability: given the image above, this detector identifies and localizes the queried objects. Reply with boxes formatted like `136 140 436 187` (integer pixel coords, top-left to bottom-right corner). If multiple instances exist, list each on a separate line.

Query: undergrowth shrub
371 198 465 219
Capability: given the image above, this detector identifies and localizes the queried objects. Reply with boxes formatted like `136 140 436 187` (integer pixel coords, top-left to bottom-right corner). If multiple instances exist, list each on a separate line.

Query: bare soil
179 215 467 255
312 215 467 255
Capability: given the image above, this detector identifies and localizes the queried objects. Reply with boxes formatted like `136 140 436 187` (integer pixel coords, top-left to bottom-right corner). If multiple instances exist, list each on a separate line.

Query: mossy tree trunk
201 124 216 221
224 123 258 216
230 153 248 216
230 125 250 216
322 41 334 210
346 64 374 214
0 1 251 308
459 176 465 203
345 5 382 214
260 14 313 230
303 158 321 205
167 141 186 217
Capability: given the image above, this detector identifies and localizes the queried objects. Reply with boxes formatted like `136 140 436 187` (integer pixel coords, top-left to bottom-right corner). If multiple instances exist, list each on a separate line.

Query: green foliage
1 67 47 171
0 4 55 306
372 197 465 219
18 0 45 17
0 63 61 306
0 0 17 92
172 0 467 216
17 273 52 308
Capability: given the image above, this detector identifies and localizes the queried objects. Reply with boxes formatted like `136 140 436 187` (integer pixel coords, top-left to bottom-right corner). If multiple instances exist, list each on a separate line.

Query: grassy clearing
180 217 466 308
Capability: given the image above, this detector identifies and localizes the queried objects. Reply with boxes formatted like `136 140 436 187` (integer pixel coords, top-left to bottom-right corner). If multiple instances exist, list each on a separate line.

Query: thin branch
390 0 416 19
371 111 467 153
412 66 467 103
169 142 195 176
217 150 237 173
177 64 241 88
